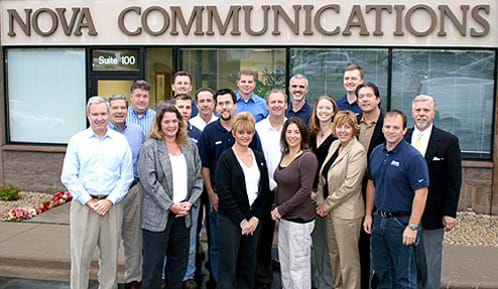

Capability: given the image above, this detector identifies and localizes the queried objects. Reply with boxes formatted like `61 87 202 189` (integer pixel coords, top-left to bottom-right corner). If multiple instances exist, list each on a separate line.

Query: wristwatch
407 224 418 231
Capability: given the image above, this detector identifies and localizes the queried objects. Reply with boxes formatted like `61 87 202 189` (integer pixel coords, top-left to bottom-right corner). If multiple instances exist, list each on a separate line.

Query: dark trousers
255 207 275 287
218 214 259 289
142 214 189 289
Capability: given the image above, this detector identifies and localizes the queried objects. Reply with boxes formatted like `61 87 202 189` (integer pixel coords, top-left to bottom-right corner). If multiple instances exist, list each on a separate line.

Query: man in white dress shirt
61 96 133 289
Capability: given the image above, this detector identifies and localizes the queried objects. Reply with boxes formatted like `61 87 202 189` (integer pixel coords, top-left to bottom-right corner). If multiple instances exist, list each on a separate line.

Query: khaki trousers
121 183 142 283
326 216 362 289
70 200 123 289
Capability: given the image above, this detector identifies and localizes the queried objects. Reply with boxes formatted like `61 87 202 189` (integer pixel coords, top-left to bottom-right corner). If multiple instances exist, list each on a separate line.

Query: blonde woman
316 110 367 289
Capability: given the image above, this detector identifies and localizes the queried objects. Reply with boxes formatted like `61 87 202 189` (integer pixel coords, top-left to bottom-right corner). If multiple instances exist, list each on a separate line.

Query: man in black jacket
356 82 384 289
406 95 462 289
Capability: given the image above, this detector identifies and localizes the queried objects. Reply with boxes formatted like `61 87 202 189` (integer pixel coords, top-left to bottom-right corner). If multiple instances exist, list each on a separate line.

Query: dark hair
214 88 237 104
384 109 407 129
195 88 215 101
281 117 309 154
130 80 150 93
355 82 380 99
172 71 192 84
344 64 364 79
150 104 188 146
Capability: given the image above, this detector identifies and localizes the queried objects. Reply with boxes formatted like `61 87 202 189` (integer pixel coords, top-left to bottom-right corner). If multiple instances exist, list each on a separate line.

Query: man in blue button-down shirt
234 70 268 122
61 96 133 289
108 94 145 289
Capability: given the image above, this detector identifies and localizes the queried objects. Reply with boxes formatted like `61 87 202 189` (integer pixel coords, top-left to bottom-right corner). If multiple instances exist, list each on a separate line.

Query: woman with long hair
138 104 203 289
272 117 318 289
308 95 339 289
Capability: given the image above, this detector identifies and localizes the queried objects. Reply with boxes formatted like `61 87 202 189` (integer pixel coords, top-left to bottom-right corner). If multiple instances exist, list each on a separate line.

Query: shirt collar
85 127 114 139
413 124 433 138
383 139 407 154
236 91 255 103
108 122 127 132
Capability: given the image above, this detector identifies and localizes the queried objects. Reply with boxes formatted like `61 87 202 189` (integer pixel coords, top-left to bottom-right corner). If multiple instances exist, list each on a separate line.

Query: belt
90 194 108 200
378 210 411 218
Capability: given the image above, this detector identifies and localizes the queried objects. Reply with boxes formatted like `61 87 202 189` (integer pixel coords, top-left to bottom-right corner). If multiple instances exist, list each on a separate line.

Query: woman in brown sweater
272 117 318 289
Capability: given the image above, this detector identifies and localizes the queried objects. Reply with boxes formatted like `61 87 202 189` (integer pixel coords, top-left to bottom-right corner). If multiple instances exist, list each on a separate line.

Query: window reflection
391 49 494 159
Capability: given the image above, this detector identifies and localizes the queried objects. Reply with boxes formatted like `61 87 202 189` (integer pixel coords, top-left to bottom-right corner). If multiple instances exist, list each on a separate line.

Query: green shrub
0 184 21 201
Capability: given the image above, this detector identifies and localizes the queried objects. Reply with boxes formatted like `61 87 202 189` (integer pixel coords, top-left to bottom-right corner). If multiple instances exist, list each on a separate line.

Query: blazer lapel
425 127 441 163
157 139 173 196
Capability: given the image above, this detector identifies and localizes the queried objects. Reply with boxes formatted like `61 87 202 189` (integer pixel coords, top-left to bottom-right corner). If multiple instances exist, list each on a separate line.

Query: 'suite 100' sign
6 4 490 38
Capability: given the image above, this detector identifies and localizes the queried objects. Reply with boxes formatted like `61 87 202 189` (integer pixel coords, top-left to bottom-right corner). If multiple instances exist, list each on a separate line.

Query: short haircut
195 88 215 101
289 74 309 87
173 93 193 104
344 64 364 79
334 110 360 136
130 80 150 93
87 96 109 113
150 104 188 146
232 112 256 135
309 95 339 136
265 89 288 104
384 109 407 129
172 71 193 84
238 70 257 80
412 95 436 110
214 88 237 104
108 94 128 107
281 117 309 154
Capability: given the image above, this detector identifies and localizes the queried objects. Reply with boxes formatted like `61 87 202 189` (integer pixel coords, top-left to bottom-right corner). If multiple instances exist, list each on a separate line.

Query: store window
290 48 389 105
179 48 286 98
391 49 495 159
6 48 86 144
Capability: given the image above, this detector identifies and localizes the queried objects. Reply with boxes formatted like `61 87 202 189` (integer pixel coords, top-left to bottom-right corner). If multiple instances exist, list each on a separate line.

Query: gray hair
289 74 309 87
108 94 128 107
87 96 109 113
412 95 436 110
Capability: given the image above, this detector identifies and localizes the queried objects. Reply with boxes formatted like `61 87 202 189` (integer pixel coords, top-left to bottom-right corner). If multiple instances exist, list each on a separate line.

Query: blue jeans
208 206 219 282
184 203 200 281
371 213 418 289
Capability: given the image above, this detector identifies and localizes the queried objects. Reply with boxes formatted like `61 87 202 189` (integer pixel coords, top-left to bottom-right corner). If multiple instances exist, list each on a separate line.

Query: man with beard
285 74 312 125
406 95 462 289
199 88 262 288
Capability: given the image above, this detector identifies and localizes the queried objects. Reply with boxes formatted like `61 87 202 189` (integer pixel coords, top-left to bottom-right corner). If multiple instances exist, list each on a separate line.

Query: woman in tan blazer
316 110 367 289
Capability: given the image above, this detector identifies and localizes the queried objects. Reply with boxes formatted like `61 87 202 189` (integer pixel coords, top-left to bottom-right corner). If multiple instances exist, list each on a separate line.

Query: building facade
0 0 497 213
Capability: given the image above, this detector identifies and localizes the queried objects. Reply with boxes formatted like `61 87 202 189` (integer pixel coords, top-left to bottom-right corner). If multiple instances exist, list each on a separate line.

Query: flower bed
2 191 72 222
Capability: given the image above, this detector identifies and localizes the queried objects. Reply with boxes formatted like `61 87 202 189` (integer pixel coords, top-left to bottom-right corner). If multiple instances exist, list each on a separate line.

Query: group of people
61 64 462 289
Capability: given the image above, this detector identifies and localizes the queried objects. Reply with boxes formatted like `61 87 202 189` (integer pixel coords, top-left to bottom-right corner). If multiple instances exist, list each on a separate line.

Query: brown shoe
125 280 141 289
183 279 198 289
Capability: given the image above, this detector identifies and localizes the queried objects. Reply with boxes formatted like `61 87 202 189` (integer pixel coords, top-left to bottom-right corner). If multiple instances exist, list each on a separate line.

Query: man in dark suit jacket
356 82 385 289
406 95 462 289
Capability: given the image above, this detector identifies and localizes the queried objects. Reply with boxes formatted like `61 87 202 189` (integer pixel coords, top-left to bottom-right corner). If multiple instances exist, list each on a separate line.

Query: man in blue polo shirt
234 70 268 122
199 88 262 288
336 64 363 115
363 109 429 289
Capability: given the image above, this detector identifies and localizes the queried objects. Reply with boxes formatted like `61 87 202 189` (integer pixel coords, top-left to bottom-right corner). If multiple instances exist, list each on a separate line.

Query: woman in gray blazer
138 105 203 289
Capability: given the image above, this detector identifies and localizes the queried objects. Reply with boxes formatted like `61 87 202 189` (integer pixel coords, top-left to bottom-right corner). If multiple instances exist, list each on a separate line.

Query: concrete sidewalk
1 203 498 289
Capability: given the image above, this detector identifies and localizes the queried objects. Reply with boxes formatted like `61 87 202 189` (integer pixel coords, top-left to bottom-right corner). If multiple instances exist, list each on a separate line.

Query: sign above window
92 49 139 71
